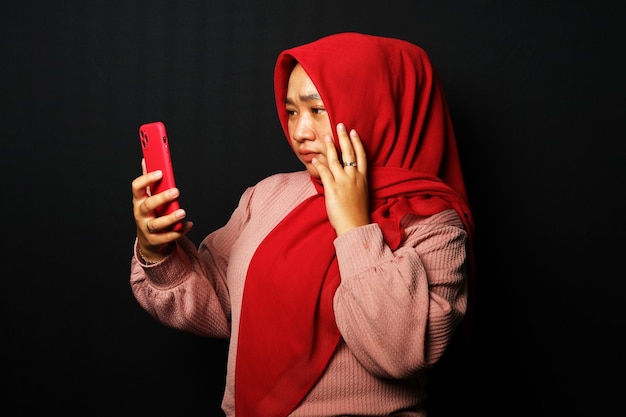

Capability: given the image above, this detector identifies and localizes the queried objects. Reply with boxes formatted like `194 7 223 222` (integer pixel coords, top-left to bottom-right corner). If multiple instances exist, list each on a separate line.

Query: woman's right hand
131 160 193 261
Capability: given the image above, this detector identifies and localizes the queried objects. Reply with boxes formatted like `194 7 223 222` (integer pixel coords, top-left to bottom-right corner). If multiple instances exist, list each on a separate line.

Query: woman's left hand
313 123 370 235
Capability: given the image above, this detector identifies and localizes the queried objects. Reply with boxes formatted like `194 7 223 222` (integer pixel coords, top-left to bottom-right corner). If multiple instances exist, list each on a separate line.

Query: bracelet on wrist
138 246 168 265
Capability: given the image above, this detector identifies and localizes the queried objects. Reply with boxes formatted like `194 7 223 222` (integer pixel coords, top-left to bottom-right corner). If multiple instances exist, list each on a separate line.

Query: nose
292 115 316 143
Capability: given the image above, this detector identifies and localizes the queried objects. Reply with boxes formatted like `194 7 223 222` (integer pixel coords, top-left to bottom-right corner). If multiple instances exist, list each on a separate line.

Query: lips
298 150 319 163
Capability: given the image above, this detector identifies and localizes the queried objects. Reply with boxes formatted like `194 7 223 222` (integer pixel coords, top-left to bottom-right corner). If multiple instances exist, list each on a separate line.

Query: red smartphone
138 121 183 232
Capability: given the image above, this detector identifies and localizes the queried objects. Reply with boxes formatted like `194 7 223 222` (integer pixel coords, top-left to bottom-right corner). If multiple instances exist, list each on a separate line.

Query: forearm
333 211 468 378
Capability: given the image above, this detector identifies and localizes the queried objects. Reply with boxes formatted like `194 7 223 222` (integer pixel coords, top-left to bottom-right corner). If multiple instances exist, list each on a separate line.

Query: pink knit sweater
130 170 468 416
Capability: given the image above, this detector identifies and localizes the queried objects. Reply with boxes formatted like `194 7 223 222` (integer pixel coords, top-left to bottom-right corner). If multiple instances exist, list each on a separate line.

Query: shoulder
241 171 315 209
253 170 312 192
251 171 315 196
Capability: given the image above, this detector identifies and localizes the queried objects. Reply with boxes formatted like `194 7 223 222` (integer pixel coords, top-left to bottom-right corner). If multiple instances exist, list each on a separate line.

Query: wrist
137 244 173 265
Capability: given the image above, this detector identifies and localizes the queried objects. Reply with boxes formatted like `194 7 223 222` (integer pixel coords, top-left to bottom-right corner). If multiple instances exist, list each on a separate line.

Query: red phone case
138 121 183 232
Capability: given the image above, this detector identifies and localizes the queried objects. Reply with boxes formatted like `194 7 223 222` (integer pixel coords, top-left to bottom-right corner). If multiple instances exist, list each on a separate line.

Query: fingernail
337 123 346 131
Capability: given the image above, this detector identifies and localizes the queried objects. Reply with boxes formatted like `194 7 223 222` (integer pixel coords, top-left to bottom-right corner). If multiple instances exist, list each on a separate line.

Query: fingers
135 187 185 235
138 218 193 261
332 123 367 174
336 123 355 168
132 164 188 249
312 122 368 183
146 219 158 234
136 204 189 251
347 127 367 172
132 169 162 199
144 187 180 213
315 123 370 236
143 205 185 232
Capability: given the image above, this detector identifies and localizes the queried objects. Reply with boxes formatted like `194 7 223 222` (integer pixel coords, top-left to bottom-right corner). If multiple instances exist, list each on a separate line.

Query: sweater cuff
333 223 387 277
133 238 194 289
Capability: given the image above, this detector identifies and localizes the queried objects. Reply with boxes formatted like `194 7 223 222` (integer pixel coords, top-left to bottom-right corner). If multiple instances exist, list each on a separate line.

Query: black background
3 1 625 415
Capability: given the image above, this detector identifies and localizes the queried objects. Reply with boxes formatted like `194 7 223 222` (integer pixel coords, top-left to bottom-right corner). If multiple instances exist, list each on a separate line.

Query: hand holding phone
138 121 183 232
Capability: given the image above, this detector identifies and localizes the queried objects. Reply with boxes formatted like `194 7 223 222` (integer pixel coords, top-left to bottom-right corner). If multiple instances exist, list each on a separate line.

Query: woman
130 32 474 416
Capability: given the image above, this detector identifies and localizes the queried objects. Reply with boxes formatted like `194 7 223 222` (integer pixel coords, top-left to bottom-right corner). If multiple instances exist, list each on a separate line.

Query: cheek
313 118 333 141
289 137 298 153
287 120 295 139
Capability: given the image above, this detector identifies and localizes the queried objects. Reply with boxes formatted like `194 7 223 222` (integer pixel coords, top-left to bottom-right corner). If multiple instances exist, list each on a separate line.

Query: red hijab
235 32 475 416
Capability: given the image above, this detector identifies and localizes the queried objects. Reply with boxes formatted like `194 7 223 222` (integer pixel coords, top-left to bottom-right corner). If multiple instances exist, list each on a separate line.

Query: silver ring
343 161 357 167
146 220 156 233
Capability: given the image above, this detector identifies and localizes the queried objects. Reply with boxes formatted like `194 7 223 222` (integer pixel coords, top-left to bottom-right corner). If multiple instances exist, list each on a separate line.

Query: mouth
298 150 319 163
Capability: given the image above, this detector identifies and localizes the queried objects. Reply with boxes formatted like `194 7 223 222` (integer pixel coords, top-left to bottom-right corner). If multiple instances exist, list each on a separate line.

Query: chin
305 166 321 179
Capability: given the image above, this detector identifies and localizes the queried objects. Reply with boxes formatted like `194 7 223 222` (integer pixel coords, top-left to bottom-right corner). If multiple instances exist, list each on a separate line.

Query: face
285 63 333 179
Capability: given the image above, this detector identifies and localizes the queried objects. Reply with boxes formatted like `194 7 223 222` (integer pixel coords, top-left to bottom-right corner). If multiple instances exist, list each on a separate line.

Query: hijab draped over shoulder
236 32 475 416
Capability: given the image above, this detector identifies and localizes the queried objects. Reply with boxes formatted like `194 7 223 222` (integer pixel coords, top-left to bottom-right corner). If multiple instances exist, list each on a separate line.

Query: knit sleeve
129 186 256 339
332 209 468 378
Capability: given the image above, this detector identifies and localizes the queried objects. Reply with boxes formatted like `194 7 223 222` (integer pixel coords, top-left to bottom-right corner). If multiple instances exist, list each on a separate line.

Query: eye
286 108 297 117
312 107 326 115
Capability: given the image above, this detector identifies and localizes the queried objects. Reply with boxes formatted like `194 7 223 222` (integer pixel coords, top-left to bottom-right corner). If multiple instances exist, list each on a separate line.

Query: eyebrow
285 93 322 104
